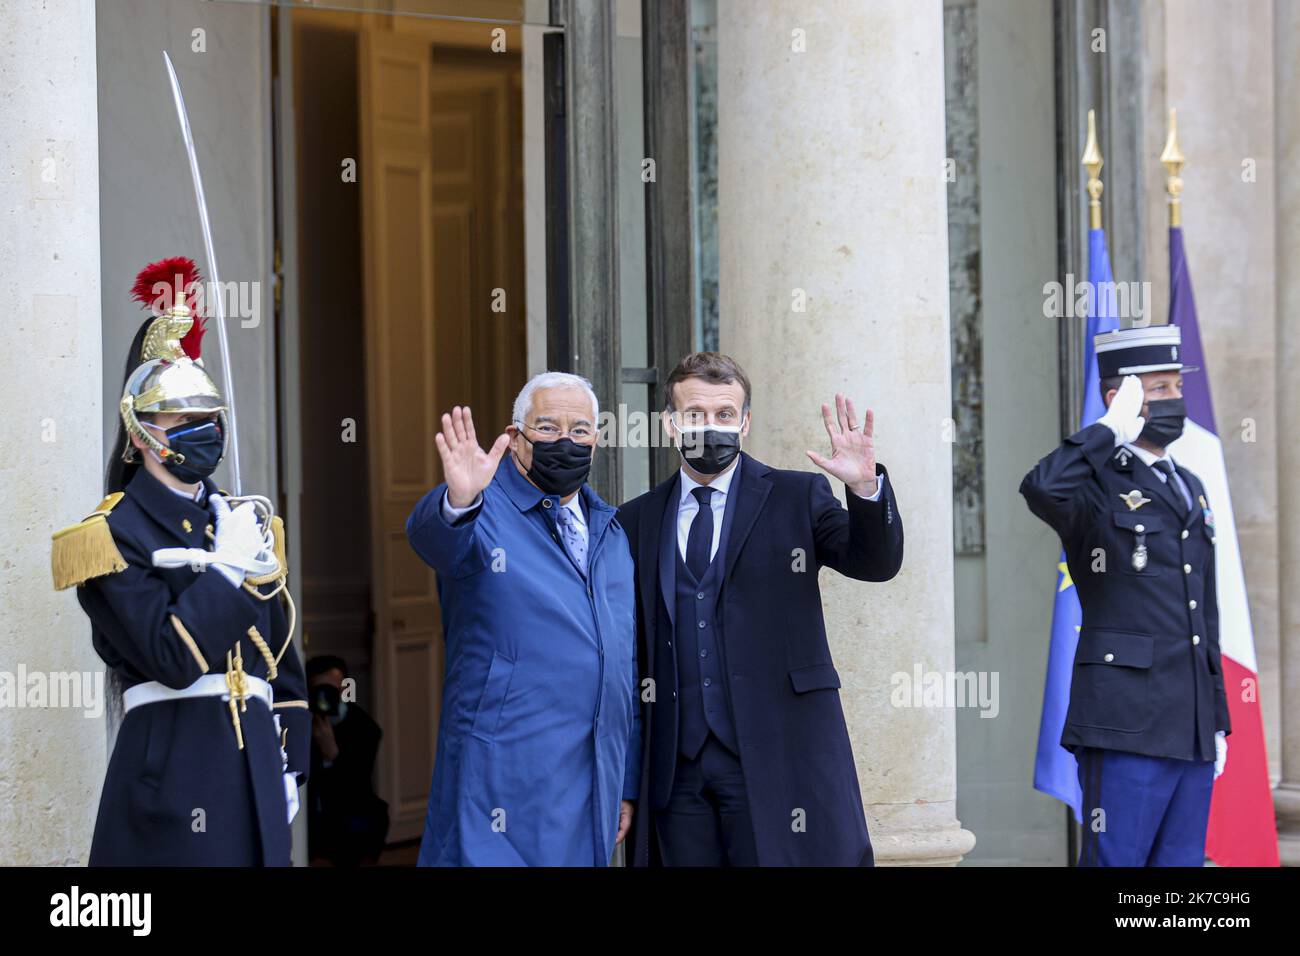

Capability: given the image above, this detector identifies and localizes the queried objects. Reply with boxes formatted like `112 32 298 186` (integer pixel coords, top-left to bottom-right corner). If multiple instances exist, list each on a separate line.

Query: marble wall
0 0 106 865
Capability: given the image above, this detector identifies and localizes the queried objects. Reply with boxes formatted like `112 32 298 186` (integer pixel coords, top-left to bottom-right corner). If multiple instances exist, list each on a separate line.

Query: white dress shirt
1122 441 1174 475
676 459 739 562
675 459 884 561
166 482 205 503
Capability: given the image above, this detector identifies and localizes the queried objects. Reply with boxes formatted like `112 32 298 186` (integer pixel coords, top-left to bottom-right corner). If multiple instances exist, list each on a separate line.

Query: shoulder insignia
51 493 128 591
1113 448 1132 467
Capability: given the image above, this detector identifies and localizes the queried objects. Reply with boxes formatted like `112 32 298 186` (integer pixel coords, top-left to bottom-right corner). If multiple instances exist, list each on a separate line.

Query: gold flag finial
1160 107 1185 227
1081 109 1104 229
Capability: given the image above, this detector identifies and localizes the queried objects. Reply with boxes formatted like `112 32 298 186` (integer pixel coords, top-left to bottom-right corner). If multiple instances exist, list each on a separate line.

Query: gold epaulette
51 492 128 591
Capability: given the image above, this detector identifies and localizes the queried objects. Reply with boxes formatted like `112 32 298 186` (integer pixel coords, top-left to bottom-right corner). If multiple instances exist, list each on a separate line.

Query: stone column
0 0 105 864
717 0 974 864
1273 0 1300 867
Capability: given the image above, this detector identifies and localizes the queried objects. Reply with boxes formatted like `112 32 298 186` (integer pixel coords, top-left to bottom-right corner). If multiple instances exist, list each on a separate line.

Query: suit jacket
616 452 904 866
76 468 309 866
1020 422 1230 761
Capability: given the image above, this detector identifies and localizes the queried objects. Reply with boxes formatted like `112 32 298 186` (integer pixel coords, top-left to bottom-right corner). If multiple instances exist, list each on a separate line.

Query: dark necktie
1153 458 1192 513
685 486 715 581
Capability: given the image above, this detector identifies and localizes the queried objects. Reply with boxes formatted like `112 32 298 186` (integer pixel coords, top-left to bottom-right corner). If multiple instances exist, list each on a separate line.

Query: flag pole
1082 109 1104 229
1160 107 1185 227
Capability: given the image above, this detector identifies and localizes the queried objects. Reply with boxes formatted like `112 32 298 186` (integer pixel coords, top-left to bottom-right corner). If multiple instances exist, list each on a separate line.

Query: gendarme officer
1021 324 1229 866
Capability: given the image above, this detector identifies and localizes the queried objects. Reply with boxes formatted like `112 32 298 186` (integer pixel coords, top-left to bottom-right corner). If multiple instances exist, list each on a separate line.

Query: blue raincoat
407 455 641 866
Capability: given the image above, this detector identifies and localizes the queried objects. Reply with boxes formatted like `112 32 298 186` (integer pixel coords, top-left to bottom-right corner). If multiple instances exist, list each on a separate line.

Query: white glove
1214 731 1228 779
152 496 277 586
211 495 275 586
284 771 300 824
1097 374 1146 445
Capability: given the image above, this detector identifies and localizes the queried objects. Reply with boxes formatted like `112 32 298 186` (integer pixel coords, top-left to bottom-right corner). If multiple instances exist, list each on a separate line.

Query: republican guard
51 257 309 866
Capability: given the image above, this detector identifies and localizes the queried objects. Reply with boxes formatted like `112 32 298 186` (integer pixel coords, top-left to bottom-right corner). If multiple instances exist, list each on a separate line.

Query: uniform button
698 621 706 629
699 649 708 659
1103 653 1115 663
1184 564 1192 574
1189 599 1197 609
697 592 705 600
1181 530 1189 539
703 678 712 687
1192 635 1200 645
666 641 672 648
1211 536 1217 544
542 498 553 509
672 691 677 699
1135 524 1145 533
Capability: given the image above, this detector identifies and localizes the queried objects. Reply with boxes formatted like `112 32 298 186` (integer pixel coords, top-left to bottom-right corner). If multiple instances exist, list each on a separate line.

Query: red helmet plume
130 256 206 360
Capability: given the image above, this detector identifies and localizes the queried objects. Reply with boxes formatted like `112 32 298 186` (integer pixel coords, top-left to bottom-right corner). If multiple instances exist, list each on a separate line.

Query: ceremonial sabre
163 51 242 495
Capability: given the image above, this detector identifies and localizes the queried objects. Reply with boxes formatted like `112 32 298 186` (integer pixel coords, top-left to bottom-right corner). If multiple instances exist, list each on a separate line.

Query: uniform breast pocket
470 651 516 743
1110 511 1164 576
1071 628 1153 733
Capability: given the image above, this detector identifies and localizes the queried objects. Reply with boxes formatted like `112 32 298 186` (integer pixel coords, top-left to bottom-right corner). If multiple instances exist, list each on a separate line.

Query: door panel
360 27 440 842
361 26 526 845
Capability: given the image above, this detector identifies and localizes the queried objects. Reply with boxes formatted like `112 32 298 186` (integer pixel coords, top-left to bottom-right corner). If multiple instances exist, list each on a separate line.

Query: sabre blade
163 51 242 496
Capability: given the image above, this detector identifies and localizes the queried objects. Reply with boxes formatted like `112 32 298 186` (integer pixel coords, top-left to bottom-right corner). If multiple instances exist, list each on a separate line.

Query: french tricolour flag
1166 226 1280 867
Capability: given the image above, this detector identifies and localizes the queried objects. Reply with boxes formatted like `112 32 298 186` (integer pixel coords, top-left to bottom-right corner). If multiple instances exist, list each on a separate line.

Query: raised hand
1097 374 1146 444
806 393 878 498
436 406 510 508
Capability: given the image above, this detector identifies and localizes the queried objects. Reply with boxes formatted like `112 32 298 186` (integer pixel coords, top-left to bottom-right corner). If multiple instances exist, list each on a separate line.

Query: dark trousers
655 734 758 866
1076 747 1215 866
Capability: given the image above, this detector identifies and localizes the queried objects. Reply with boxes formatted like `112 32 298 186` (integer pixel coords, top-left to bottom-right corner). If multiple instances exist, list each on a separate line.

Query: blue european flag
1033 227 1120 819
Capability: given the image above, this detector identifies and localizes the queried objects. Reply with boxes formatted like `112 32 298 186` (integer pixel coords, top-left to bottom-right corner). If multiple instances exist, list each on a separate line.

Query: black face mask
1138 397 1186 448
153 419 224 483
677 426 742 476
522 436 593 497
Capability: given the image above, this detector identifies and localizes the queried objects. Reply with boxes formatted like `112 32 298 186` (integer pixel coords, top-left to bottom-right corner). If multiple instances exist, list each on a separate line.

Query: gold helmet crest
120 257 229 468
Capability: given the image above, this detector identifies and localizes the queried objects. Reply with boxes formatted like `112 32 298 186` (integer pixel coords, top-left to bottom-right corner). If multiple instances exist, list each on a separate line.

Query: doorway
290 7 526 848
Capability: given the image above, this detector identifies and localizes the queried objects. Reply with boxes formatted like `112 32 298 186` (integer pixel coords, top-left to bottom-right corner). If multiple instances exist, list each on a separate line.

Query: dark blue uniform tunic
76 468 309 866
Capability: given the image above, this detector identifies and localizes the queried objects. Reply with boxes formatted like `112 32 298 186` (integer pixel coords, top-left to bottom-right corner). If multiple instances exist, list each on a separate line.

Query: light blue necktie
553 501 587 576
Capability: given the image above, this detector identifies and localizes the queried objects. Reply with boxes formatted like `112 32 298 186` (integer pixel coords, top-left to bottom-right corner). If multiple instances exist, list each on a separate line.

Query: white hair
511 371 599 426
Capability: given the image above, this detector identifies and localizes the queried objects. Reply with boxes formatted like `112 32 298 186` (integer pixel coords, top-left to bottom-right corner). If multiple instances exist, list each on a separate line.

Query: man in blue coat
407 372 640 866
618 352 904 866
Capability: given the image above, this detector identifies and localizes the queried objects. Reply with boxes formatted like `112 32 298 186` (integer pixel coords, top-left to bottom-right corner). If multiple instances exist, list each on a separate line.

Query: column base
1274 782 1300 867
869 803 977 866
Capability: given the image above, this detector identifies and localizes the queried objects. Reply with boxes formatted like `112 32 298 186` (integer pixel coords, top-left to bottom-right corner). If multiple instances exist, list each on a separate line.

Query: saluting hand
1097 374 1146 444
437 406 510 508
807 394 878 498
